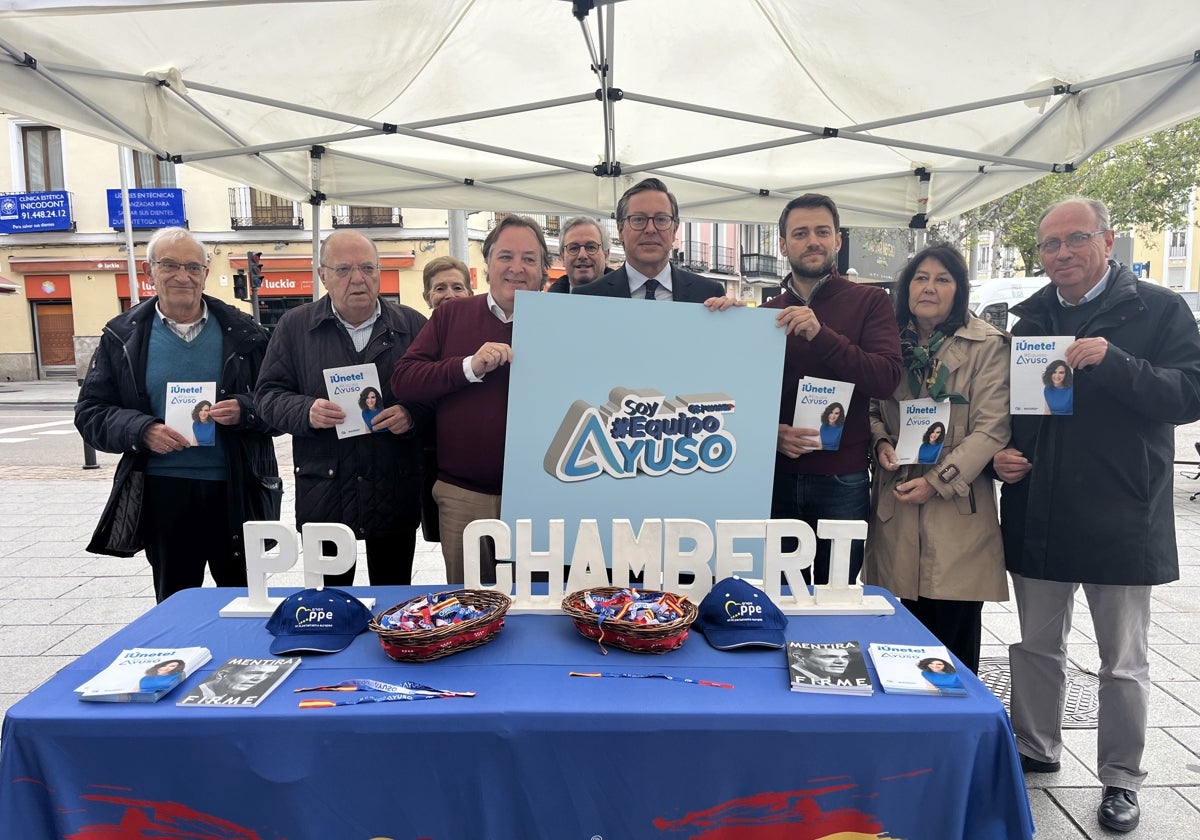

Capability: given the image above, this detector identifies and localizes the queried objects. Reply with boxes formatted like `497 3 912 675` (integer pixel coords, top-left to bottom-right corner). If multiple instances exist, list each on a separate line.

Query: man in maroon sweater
392 216 549 583
764 194 903 585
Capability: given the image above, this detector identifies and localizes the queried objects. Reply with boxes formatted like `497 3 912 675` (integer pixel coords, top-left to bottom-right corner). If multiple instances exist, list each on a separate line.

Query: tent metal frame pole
1076 64 1200 161
177 130 383 163
322 149 594 213
388 125 594 173
624 91 1064 172
404 95 595 130
625 135 823 174
310 147 323 303
0 39 164 156
1065 52 1199 93
933 96 1078 214
167 87 309 195
117 146 139 307
778 170 916 192
848 87 1063 132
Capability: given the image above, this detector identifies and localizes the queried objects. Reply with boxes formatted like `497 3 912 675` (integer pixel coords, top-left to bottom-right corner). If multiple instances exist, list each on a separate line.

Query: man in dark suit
572 177 726 303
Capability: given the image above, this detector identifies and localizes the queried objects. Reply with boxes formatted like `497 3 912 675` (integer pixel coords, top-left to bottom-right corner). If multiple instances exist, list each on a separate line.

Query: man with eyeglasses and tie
256 230 429 587
76 227 279 602
547 216 611 293
571 178 726 302
993 197 1200 833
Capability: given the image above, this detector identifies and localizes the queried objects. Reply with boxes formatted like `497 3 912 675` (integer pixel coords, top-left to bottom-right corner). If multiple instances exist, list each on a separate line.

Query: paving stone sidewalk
1 379 1198 837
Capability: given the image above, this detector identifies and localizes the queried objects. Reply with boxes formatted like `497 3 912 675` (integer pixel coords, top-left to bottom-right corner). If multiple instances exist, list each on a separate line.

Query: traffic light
233 269 248 301
247 251 264 290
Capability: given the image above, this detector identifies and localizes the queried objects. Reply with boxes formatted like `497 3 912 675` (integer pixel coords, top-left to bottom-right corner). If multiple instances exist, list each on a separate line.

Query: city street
0 380 1198 837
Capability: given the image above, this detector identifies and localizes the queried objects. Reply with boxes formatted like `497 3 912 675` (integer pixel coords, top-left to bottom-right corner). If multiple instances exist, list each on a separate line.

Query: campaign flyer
791 376 854 451
893 397 951 466
322 363 383 439
1010 336 1074 415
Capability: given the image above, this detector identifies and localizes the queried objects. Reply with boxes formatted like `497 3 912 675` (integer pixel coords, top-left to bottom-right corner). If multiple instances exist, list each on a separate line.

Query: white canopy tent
0 0 1198 229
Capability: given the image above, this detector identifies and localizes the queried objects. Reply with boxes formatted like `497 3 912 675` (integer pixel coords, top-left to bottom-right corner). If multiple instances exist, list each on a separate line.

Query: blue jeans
770 470 869 585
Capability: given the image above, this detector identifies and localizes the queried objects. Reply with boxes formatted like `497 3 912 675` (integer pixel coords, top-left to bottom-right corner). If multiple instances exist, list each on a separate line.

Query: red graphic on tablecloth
66 793 268 839
653 783 893 839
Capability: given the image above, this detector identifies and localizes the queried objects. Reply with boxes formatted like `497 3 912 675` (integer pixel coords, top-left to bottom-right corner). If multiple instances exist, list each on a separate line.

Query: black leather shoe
1098 786 1140 833
1019 754 1061 773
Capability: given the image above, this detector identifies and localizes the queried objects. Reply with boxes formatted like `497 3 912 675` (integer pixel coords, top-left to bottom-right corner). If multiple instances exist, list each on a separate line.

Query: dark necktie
643 278 660 300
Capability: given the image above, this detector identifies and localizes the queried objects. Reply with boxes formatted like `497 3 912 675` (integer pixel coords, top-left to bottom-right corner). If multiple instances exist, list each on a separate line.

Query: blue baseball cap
695 577 788 650
266 588 373 655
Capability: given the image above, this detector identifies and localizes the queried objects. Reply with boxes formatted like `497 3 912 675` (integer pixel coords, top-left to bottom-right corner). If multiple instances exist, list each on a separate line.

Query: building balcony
493 212 561 238
740 253 782 280
228 187 303 230
676 240 710 273
332 205 404 228
711 245 735 274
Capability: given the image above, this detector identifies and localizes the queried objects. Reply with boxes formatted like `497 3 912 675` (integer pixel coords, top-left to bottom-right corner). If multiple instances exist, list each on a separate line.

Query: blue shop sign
0 191 73 233
107 188 186 229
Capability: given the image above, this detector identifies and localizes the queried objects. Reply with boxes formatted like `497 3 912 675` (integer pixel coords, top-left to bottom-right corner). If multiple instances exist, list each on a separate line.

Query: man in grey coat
993 197 1200 833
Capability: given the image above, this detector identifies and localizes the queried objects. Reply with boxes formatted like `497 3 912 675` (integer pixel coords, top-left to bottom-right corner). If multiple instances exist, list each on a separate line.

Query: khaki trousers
432 480 500 585
1009 573 1151 790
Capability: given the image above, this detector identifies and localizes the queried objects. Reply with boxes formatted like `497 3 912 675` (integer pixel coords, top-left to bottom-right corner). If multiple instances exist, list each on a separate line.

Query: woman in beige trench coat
866 244 1010 672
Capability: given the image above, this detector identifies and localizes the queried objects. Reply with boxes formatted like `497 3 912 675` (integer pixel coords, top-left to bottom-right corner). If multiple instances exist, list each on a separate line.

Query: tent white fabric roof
1 0 1198 227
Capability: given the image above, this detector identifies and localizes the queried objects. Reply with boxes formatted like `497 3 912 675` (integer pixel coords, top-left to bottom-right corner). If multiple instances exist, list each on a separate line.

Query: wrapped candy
380 592 496 631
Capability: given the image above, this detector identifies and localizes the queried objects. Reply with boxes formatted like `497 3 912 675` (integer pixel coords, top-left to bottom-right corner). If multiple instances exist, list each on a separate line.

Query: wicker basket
369 589 512 662
561 587 698 654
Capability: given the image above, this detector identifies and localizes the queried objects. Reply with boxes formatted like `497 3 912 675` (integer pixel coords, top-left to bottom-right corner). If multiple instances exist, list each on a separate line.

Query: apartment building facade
0 117 494 381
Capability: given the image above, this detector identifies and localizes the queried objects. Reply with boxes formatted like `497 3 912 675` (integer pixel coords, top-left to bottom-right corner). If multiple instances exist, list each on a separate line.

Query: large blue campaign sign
502 292 784 577
0 191 72 233
106 188 186 229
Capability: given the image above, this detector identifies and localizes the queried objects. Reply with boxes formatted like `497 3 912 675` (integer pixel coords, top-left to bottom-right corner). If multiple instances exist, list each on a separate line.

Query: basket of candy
369 589 512 662
561 587 697 654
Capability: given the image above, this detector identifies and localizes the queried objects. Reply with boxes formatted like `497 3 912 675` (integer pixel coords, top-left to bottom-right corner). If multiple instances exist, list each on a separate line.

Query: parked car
968 276 1048 331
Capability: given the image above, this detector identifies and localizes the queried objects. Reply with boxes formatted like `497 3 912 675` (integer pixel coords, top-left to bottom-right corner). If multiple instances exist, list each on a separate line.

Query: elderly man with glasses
547 216 611 293
256 229 430 586
993 197 1200 833
76 227 279 602
571 178 726 302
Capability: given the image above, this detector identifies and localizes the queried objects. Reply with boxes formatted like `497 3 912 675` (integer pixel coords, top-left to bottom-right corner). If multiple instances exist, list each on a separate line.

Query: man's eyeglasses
563 242 603 256
622 214 676 231
1035 230 1107 256
321 263 380 279
152 259 206 277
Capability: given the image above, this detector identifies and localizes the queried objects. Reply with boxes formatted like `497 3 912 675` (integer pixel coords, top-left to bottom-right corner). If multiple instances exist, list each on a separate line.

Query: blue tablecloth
0 586 1033 840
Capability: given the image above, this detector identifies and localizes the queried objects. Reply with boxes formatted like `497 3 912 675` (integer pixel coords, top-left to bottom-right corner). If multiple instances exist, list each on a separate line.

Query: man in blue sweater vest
76 227 278 602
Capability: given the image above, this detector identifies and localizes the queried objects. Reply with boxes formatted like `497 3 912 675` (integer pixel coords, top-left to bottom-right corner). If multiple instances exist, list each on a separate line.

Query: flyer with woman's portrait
791 376 854 451
1009 336 1073 415
894 397 951 465
322 363 382 439
164 381 217 446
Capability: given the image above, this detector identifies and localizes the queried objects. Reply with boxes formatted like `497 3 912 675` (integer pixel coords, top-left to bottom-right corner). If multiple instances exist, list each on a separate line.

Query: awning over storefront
0 276 19 295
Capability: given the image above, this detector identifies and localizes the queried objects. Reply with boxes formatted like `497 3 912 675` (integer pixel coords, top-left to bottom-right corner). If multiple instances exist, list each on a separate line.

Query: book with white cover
787 640 872 695
163 381 217 446
893 397 952 466
867 642 967 697
1009 336 1074 415
322 363 383 439
176 656 301 708
792 376 854 452
75 647 212 703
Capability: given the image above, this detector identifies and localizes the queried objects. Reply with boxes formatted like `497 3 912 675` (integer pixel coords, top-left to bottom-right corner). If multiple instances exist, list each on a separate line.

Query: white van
969 276 1048 331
